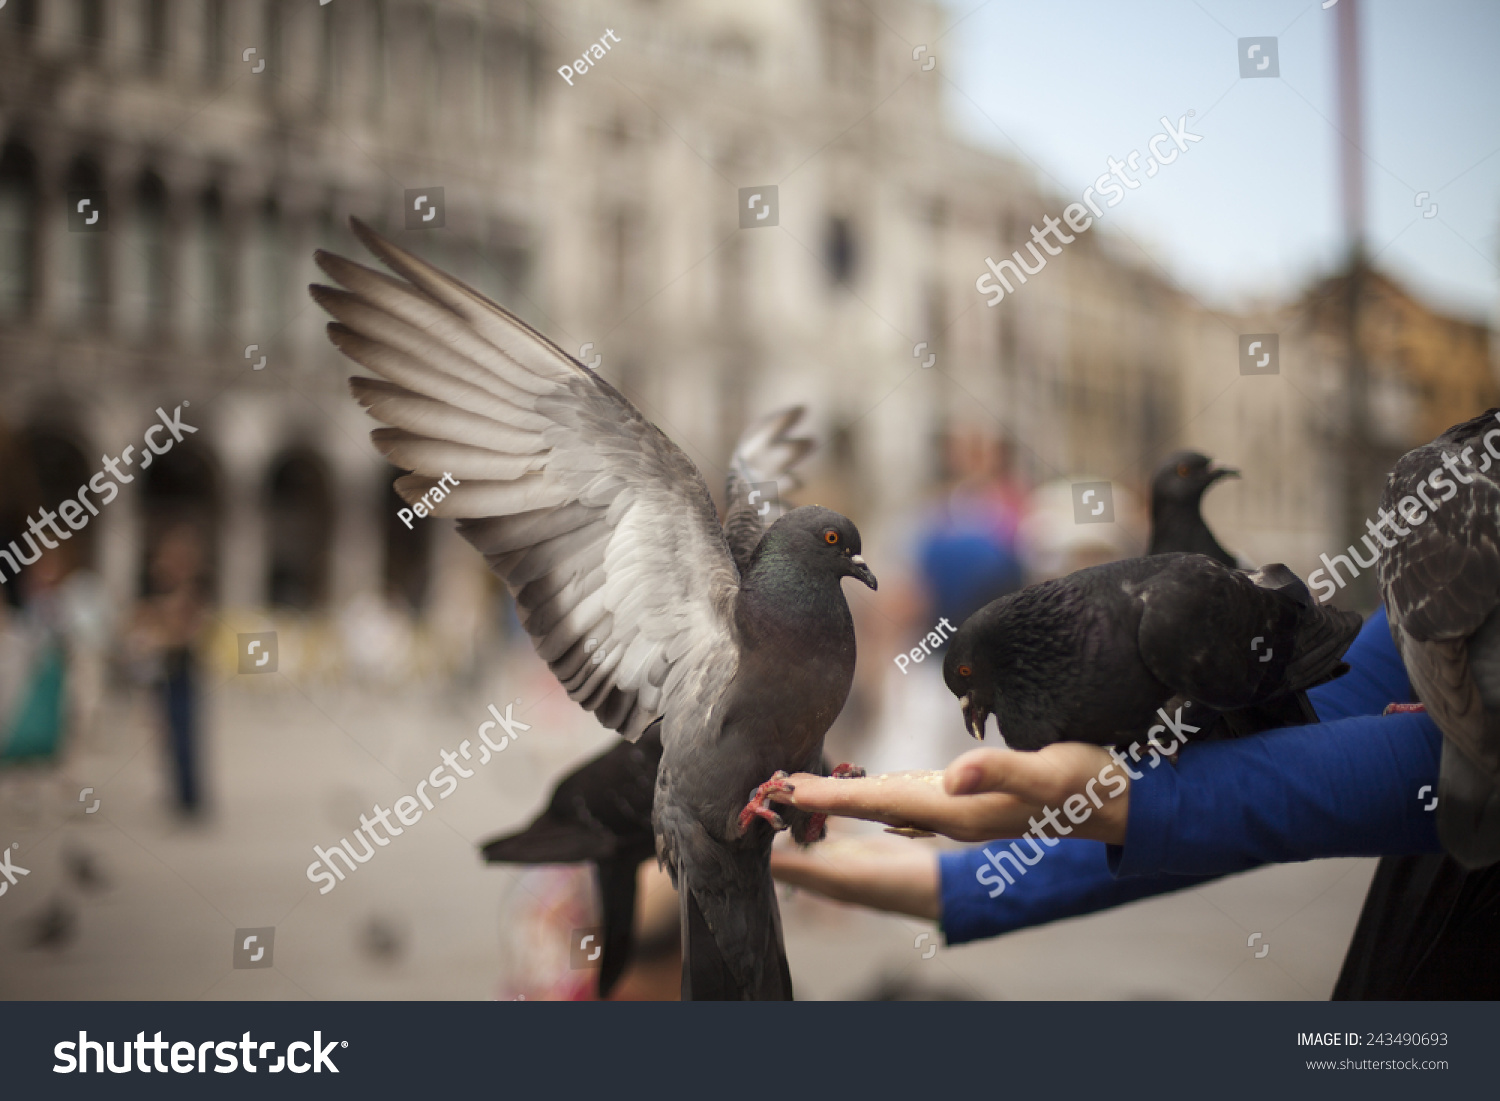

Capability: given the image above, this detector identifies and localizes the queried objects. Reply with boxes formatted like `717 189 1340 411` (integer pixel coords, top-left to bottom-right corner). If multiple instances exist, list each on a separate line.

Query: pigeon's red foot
792 763 868 843
794 814 828 844
1383 702 1427 715
739 771 793 834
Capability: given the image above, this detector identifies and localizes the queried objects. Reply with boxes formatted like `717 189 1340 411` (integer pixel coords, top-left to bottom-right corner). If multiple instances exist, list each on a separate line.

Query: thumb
944 743 1094 803
943 747 1035 797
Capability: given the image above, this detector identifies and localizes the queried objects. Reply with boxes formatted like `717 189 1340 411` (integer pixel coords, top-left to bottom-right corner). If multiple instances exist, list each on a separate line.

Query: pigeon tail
679 863 792 1001
1281 602 1365 695
1438 731 1500 870
594 857 642 998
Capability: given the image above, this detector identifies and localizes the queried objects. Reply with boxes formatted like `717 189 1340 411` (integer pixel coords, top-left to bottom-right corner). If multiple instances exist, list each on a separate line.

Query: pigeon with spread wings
311 221 875 998
1378 409 1500 869
478 406 816 998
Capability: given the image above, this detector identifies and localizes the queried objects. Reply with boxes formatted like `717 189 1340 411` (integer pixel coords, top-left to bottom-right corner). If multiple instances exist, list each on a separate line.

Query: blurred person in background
126 525 209 819
917 428 1028 627
0 548 71 768
859 428 1028 775
1016 477 1144 582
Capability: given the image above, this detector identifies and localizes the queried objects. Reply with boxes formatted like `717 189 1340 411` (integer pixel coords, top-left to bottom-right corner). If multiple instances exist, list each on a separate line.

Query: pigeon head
763 506 877 590
942 605 1011 740
1153 451 1238 506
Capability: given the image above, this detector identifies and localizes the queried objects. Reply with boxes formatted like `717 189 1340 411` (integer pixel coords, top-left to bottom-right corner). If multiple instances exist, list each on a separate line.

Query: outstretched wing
311 218 739 741
722 406 815 575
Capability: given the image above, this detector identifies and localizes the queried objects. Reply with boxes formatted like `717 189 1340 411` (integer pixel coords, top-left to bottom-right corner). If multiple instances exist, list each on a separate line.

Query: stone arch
263 446 334 610
139 436 220 601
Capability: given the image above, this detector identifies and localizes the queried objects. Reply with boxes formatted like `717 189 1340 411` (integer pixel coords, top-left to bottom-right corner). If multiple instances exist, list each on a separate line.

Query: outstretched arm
771 608 1433 862
770 608 1443 942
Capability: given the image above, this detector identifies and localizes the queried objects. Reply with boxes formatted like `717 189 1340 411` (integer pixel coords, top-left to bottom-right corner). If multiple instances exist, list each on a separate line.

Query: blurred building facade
1177 268 1497 593
2 0 1484 658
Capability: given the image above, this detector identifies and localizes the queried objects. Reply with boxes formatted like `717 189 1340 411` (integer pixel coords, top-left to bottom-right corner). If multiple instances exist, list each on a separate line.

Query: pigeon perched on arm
476 406 817 997
310 220 876 999
1148 451 1240 567
1377 409 1500 869
941 553 1362 749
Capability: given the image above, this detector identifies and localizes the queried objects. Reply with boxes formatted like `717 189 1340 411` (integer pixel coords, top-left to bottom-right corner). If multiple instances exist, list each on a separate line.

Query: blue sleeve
937 607 1436 943
1110 707 1442 876
939 840 1216 945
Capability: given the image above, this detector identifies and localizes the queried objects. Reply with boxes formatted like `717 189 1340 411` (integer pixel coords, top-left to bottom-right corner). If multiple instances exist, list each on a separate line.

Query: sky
942 0 1500 322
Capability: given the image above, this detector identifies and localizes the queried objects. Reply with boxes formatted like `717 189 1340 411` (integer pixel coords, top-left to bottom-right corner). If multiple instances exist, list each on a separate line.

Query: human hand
768 742 1132 845
770 835 940 920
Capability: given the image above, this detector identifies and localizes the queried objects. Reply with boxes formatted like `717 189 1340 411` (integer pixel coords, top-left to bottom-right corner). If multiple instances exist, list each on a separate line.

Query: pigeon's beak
848 553 878 591
958 693 990 741
1208 465 1240 484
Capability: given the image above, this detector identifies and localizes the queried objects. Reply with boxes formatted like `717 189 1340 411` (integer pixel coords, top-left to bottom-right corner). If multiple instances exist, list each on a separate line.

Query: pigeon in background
1148 451 1240 567
478 407 817 998
1378 409 1500 868
482 727 662 998
312 221 875 999
942 552 1362 749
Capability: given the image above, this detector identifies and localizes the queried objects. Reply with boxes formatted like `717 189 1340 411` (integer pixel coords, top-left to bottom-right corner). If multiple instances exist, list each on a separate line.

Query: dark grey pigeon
942 553 1362 749
310 220 876 999
477 406 816 998
1378 409 1500 869
1147 450 1240 567
481 725 663 998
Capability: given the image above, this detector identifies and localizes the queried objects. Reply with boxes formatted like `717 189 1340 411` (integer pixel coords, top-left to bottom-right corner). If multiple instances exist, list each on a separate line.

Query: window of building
0 141 38 321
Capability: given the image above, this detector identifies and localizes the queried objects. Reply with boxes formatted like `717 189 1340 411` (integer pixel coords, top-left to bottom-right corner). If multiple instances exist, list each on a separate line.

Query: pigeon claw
739 771 793 834
793 813 828 844
790 764 865 843
1383 702 1427 715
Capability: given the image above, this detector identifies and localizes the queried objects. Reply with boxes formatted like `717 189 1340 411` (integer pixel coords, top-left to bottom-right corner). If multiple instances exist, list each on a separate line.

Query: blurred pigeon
478 407 816 998
312 220 876 1000
63 846 108 893
1378 409 1500 868
943 553 1362 748
25 897 76 950
1148 450 1239 567
481 726 662 997
357 914 408 964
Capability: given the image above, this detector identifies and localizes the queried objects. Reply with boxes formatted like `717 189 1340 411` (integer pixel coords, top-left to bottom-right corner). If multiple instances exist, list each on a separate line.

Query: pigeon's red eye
1176 463 1190 477
824 530 839 545
958 664 972 678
